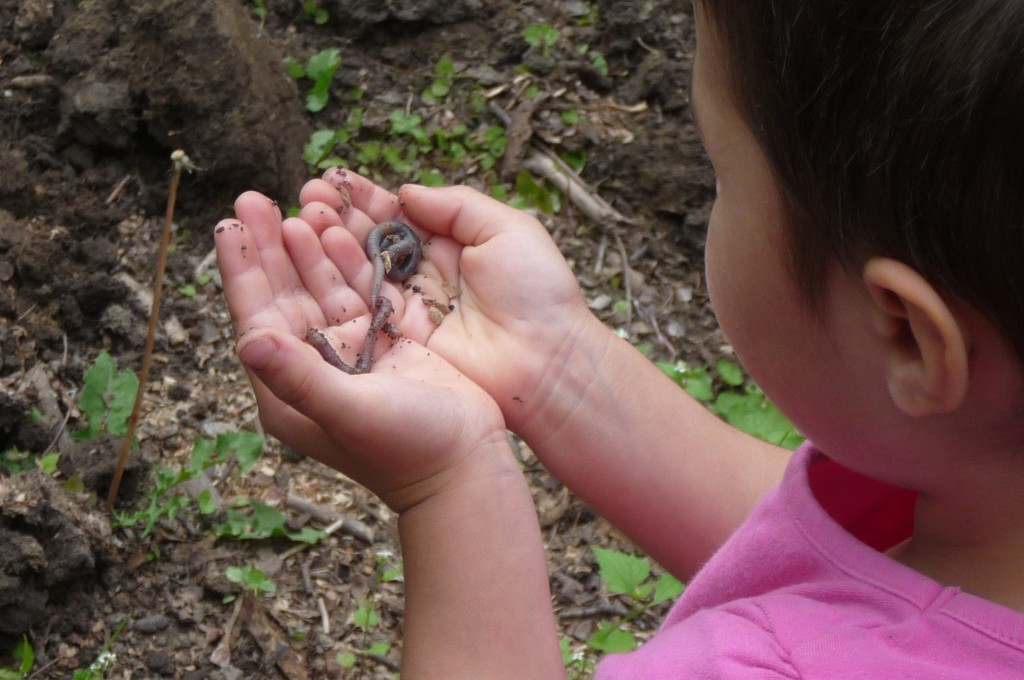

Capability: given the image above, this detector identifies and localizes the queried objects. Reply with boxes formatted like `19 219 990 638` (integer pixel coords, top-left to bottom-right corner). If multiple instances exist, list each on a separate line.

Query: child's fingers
215 216 311 337
231 191 325 334
397 184 544 246
237 329 388 434
322 167 404 221
298 177 353 213
298 199 347 234
280 217 369 326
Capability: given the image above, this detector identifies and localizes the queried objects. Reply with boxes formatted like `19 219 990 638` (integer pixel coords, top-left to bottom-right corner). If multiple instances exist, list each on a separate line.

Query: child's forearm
397 446 564 679
512 315 791 580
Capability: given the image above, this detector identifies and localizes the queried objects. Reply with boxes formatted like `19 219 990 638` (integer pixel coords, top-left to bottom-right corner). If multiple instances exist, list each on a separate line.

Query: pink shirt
595 443 1024 678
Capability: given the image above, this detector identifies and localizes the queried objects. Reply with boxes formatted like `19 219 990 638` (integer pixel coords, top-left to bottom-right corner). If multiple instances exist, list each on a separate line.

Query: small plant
562 548 684 678
523 23 561 57
74 351 138 441
301 0 329 25
659 359 804 448
510 170 563 214
215 498 326 544
421 56 456 104
0 448 57 477
225 565 276 600
250 0 267 20
579 44 609 76
284 48 341 113
0 635 34 680
336 551 402 671
113 430 264 537
70 620 127 680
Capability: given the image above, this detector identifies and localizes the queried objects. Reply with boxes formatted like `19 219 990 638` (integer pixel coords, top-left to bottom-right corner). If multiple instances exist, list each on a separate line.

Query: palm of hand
215 189 510 507
295 170 592 417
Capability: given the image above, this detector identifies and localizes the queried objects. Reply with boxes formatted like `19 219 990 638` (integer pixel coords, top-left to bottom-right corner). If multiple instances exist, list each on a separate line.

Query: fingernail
238 334 277 371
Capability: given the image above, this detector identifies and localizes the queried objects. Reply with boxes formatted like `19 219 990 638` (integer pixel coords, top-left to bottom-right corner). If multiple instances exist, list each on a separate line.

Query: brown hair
699 1 1024 359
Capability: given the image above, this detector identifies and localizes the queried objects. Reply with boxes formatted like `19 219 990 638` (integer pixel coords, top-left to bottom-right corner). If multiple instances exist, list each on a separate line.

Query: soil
0 0 718 677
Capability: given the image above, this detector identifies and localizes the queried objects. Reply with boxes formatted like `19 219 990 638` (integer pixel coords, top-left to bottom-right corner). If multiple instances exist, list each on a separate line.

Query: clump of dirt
1 0 316 369
0 470 116 636
5 0 310 223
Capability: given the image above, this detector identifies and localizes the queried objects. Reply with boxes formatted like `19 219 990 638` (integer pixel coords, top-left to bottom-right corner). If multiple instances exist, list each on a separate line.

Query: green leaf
105 369 139 436
652 572 685 604
681 366 714 402
306 48 341 82
189 436 216 472
593 547 650 595
226 565 276 595
364 641 390 656
336 652 357 669
216 430 263 473
250 501 287 535
713 391 803 448
75 352 115 440
380 565 403 582
197 489 216 515
389 110 423 135
420 169 445 187
14 634 34 675
64 475 85 494
587 620 637 653
287 526 328 544
716 359 745 387
307 86 329 114
37 452 59 475
282 56 306 80
435 55 454 77
178 283 197 298
0 671 24 680
303 128 340 166
304 48 341 113
354 602 379 629
514 171 560 214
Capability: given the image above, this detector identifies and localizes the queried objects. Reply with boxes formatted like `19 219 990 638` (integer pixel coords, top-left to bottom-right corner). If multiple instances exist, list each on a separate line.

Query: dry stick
105 150 191 513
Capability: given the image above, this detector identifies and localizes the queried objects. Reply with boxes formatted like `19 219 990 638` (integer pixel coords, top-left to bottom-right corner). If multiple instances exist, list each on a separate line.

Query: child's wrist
504 312 619 441
381 433 522 514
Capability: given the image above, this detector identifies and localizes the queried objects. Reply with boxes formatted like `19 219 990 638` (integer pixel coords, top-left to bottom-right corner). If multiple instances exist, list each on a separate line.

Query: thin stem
105 151 189 512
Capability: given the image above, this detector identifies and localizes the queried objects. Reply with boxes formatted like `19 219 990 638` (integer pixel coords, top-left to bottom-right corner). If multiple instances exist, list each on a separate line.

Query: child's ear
862 258 969 417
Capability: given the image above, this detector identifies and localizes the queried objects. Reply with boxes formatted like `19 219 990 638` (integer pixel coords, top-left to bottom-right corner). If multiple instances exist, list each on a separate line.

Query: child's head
697 0 1024 361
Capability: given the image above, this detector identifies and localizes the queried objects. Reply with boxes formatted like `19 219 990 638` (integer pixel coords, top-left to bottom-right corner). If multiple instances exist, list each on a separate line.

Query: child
215 0 1024 676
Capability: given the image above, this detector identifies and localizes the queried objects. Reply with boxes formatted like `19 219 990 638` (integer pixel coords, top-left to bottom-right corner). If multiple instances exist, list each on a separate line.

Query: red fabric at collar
807 454 917 552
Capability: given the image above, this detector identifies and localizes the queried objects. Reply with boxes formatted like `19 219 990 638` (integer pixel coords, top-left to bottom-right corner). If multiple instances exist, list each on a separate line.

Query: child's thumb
237 329 353 424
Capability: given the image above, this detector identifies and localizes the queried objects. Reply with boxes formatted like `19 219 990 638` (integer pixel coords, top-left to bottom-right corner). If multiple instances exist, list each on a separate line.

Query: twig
105 173 133 204
557 603 631 620
279 515 358 563
521 152 633 226
285 493 375 543
16 302 38 323
317 596 330 635
613 232 633 327
41 390 74 457
490 101 634 226
360 651 400 673
106 150 194 512
211 595 244 668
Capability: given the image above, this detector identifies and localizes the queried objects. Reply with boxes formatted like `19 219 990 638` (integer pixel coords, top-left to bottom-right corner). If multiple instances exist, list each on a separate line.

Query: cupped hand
215 194 513 509
297 168 600 432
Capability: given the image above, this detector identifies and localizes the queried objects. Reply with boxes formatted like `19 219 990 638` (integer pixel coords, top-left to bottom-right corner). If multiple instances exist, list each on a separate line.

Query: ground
0 0 719 677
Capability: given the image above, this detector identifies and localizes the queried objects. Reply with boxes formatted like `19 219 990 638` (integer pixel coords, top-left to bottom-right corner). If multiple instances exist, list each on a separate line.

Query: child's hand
215 197 513 511
297 168 602 434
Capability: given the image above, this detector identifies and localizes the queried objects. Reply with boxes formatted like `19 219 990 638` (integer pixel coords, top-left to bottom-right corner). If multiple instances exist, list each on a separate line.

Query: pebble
134 614 172 634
